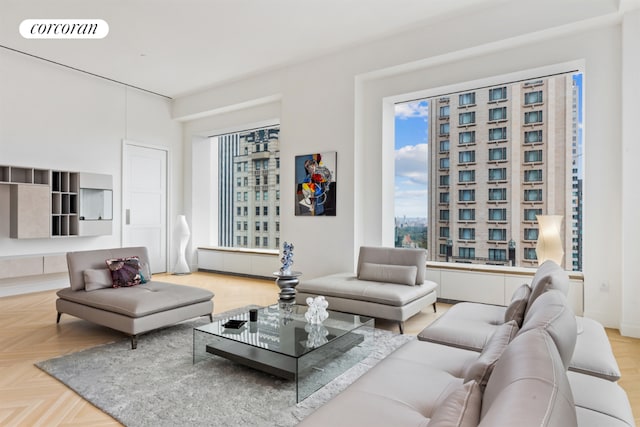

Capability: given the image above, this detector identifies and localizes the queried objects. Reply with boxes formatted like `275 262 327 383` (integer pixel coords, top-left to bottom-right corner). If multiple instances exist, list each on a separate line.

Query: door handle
126 209 130 225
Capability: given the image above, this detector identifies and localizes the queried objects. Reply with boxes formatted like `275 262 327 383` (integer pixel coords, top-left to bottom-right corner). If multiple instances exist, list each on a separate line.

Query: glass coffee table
193 303 374 402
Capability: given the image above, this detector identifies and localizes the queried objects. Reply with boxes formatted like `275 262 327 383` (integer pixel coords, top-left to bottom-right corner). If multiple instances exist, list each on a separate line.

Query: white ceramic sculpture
305 296 329 324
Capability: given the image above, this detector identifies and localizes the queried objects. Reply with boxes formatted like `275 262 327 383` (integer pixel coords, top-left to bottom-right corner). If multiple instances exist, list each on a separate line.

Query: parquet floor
0 272 638 426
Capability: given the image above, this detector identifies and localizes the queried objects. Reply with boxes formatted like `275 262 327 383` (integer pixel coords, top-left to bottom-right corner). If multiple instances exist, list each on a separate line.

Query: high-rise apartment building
428 75 577 270
217 126 280 250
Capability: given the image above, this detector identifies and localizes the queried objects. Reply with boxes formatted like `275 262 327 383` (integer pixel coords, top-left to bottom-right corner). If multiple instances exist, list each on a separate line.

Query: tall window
214 125 280 249
395 71 584 270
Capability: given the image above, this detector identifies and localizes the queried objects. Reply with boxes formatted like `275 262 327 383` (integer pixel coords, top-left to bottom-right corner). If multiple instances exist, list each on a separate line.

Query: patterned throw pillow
105 256 142 288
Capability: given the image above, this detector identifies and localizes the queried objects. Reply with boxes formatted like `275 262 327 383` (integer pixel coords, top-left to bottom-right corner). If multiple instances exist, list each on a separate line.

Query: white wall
174 1 639 335
0 48 182 271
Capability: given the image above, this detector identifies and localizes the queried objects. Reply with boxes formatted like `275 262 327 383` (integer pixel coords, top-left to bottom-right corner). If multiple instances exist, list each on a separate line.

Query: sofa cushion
504 284 530 326
297 273 436 307
418 302 506 351
428 380 481 427
105 256 142 288
83 268 113 292
480 328 578 427
570 316 621 381
356 246 426 285
525 260 569 317
56 281 214 317
139 261 152 283
519 290 577 369
358 262 417 286
66 246 152 291
463 320 519 391
567 371 635 427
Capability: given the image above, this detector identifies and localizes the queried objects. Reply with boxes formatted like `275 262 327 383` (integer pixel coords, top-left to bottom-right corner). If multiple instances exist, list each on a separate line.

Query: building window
439 192 450 203
276 222 280 231
236 222 241 231
524 208 542 221
440 158 450 169
489 107 507 121
459 228 475 240
524 91 543 105
439 105 450 117
489 127 507 141
524 169 543 182
440 227 450 238
459 150 475 164
524 247 537 260
243 192 248 201
459 170 475 183
255 237 260 247
439 244 448 255
488 168 507 181
524 110 543 124
440 175 450 186
440 123 450 135
489 188 507 201
459 189 475 202
489 208 507 221
243 221 248 231
243 206 248 216
489 249 507 261
489 87 507 101
459 112 476 125
488 228 506 241
263 206 268 215
524 130 543 143
459 208 475 221
459 92 476 106
439 140 450 152
524 150 543 162
236 192 242 201
440 210 450 221
524 189 543 201
255 206 260 216
263 237 268 247
459 131 475 144
489 147 507 161
263 221 268 231
255 221 260 231
524 228 539 240
243 236 248 246
459 247 475 259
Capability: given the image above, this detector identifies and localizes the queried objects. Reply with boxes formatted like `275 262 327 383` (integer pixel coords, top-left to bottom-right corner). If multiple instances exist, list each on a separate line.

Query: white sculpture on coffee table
305 296 329 324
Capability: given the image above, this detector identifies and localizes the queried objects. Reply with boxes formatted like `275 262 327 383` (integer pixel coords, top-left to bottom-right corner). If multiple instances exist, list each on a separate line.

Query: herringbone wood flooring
0 272 638 426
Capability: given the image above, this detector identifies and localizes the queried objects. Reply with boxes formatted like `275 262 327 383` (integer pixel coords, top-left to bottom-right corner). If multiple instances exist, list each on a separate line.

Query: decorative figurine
305 296 329 324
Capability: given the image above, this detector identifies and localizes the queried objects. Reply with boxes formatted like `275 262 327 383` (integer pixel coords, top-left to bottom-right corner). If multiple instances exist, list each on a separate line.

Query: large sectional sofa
299 260 635 427
56 246 214 349
296 246 438 333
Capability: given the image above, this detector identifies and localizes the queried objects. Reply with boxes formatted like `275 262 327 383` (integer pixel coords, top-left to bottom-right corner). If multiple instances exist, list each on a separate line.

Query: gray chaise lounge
296 246 437 333
56 246 214 349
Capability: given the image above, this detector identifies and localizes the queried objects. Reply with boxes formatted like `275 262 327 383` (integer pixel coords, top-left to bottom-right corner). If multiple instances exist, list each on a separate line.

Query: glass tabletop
194 303 373 359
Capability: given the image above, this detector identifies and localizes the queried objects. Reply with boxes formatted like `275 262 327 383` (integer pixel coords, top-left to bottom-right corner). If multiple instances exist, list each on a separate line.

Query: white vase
173 215 191 274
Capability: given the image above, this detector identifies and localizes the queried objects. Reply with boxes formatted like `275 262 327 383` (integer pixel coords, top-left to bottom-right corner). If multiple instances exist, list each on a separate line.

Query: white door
122 142 168 273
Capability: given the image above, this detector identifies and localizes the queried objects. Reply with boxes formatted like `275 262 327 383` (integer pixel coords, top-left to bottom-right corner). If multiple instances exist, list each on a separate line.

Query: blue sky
394 100 429 218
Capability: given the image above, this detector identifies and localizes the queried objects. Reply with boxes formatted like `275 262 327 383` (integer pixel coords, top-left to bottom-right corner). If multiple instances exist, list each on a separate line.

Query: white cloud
395 100 428 120
395 143 428 185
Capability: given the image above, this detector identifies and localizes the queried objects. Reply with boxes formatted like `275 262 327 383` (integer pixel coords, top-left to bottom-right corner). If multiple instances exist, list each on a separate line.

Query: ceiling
0 0 505 98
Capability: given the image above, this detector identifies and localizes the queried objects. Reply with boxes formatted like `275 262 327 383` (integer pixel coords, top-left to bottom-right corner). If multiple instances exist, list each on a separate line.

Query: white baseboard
620 322 640 339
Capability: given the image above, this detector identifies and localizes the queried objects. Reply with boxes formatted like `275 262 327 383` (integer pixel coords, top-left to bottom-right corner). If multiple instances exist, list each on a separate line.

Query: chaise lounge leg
399 322 404 335
131 335 138 350
56 312 62 324
208 314 213 322
433 302 437 313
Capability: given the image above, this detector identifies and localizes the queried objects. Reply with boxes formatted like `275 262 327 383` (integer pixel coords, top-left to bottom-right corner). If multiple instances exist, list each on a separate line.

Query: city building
218 127 281 250
428 75 578 270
